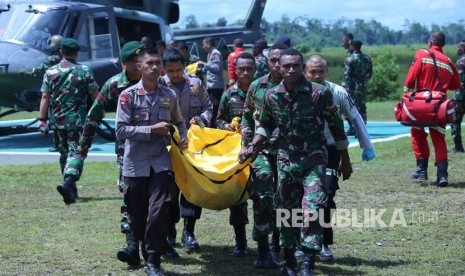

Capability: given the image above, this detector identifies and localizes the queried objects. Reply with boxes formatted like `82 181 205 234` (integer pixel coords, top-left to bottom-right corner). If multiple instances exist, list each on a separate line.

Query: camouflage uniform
242 73 280 238
256 77 348 250
41 58 98 179
216 83 249 226
80 70 139 233
254 53 269 80
342 50 371 123
451 55 465 150
25 54 61 76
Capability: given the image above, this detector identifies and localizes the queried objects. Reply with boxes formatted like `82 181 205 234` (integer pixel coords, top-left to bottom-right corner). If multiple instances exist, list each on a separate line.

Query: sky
172 0 464 31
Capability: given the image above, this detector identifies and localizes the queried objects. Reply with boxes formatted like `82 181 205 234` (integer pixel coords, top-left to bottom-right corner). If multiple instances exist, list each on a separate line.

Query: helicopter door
72 6 121 87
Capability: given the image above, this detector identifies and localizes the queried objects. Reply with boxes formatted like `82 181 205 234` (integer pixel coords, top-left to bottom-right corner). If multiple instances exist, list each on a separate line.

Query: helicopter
0 0 179 139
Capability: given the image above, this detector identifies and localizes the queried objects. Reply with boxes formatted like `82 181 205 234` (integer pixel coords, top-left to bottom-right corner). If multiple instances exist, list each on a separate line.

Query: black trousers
322 146 341 245
124 170 177 254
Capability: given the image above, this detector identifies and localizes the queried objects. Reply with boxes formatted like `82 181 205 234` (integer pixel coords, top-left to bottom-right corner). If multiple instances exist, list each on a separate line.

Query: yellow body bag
169 125 251 210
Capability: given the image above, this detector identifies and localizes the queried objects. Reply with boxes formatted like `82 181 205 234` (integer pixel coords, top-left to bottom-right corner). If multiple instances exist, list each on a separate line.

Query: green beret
60 38 80 52
121 41 144 63
350 39 363 46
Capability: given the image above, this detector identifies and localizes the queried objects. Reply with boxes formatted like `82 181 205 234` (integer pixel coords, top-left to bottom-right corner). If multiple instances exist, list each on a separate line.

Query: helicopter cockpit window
76 11 113 61
0 4 67 54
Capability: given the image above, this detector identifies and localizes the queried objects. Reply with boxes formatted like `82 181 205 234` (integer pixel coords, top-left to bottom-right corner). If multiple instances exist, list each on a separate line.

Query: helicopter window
115 17 161 46
0 4 67 53
75 11 113 61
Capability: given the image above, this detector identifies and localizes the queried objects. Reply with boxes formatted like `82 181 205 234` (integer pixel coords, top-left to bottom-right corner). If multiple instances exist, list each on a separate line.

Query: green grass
1 130 465 275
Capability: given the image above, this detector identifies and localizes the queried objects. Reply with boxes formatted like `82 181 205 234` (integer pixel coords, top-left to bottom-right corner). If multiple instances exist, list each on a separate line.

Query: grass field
1 99 465 275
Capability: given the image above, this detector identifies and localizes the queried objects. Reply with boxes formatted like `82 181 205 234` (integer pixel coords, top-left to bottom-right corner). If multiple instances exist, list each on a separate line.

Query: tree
216 17 227 27
367 50 400 101
184 15 199 29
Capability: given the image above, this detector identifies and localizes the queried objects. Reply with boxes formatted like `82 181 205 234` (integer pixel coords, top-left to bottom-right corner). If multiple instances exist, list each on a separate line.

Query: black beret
121 41 144 63
350 39 363 46
60 38 80 52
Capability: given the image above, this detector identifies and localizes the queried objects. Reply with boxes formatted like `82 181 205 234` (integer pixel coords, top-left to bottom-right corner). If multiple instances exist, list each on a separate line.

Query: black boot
437 161 449 187
117 232 141 267
281 248 297 276
147 253 164 276
56 175 76 204
233 224 248 257
181 218 200 250
300 249 317 276
451 137 465 153
254 235 279 269
270 229 281 264
410 159 428 180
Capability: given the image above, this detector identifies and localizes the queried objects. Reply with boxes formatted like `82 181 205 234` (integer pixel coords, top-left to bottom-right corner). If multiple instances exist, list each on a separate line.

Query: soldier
342 39 372 136
197 37 225 126
216 52 256 259
241 43 288 269
252 38 269 80
167 39 177 49
115 47 188 276
226 38 245 88
305 54 375 261
162 48 213 253
450 40 465 153
239 48 352 276
78 41 147 267
38 38 99 205
141 36 154 48
178 41 200 67
341 33 353 52
404 32 460 187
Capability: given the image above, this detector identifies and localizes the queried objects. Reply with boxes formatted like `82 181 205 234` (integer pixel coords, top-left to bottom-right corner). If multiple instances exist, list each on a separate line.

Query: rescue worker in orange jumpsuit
227 38 245 88
404 32 460 187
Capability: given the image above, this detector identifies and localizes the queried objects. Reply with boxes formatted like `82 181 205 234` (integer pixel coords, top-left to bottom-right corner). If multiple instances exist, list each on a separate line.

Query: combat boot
319 244 334 261
300 249 317 276
254 235 279 269
167 223 176 247
281 248 297 276
56 175 76 204
233 224 248 257
410 159 428 181
436 161 449 187
294 245 304 259
117 232 141 267
450 137 465 153
181 218 200 250
147 253 164 276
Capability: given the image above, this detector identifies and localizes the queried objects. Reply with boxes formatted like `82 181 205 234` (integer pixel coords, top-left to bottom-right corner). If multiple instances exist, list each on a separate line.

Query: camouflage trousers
54 128 84 180
349 90 367 123
275 162 327 251
116 152 132 234
451 102 465 147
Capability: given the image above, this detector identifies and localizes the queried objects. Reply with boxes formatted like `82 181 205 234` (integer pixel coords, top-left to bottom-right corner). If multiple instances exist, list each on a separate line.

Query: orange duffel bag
394 89 455 127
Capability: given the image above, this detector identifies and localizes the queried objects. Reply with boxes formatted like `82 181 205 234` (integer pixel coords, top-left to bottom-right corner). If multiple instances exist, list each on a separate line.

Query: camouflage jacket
454 55 465 102
256 76 349 169
342 50 371 94
163 73 213 128
254 53 269 80
216 83 247 130
41 59 98 129
26 54 61 76
242 73 279 146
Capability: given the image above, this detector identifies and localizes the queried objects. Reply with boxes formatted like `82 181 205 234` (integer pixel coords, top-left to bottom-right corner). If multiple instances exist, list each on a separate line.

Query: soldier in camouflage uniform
162 48 213 255
241 42 288 269
253 38 270 80
342 39 372 135
38 38 99 205
450 40 465 153
239 48 352 276
216 52 256 259
78 41 147 267
178 41 200 67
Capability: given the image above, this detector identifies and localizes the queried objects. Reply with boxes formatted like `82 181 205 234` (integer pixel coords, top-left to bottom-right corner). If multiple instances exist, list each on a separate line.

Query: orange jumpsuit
404 46 460 164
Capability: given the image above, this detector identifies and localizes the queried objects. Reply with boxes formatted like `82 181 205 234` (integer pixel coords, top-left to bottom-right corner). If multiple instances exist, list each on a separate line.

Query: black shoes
147 263 165 276
181 230 200 251
410 159 428 181
319 244 334 261
56 175 76 204
117 232 141 267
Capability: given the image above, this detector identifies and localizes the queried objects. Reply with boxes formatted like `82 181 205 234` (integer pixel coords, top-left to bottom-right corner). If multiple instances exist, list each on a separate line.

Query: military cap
60 38 80 51
350 39 363 46
121 41 144 63
276 36 291 47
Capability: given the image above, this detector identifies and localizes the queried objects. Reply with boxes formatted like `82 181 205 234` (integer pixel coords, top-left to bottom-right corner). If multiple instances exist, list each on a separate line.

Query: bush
368 50 400 101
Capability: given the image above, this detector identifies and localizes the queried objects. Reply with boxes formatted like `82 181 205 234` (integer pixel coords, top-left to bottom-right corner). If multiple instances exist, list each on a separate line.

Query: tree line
176 14 465 47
